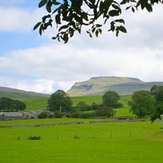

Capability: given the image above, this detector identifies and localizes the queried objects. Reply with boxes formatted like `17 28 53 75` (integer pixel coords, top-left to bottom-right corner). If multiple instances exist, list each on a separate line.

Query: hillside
68 76 163 96
0 87 49 99
0 87 49 111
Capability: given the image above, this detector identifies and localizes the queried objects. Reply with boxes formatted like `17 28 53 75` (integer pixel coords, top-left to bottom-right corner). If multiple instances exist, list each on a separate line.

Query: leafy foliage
150 86 163 121
34 0 163 43
28 136 41 140
102 91 121 108
129 91 155 118
0 97 26 112
48 90 72 112
96 104 114 117
38 111 54 118
76 101 92 111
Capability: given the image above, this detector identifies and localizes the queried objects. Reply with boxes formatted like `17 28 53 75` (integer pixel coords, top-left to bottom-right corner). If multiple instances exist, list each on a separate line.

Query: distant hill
67 76 163 96
0 87 49 100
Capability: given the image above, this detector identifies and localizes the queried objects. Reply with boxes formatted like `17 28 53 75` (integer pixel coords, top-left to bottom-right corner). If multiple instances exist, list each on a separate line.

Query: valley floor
0 119 163 163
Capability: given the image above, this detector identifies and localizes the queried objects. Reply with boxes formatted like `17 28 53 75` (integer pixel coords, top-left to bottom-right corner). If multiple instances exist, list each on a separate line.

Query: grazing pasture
22 97 48 111
0 119 163 163
22 95 132 117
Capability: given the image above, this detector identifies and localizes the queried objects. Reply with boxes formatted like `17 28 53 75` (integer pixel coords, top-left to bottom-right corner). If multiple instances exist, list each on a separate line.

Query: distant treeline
0 97 26 112
0 85 163 122
39 85 163 121
38 90 123 119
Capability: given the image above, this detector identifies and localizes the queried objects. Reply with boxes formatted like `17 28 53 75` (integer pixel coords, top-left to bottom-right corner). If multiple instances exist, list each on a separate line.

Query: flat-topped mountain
67 76 163 96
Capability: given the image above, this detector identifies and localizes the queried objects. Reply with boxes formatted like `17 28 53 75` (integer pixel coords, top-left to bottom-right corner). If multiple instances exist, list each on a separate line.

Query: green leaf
59 25 69 31
82 12 88 21
112 4 120 10
116 30 119 37
96 24 102 28
55 14 61 24
69 28 74 37
114 19 125 24
146 4 153 12
39 25 43 35
109 10 120 17
118 25 127 33
95 30 99 37
103 0 113 16
39 0 47 8
33 22 42 30
63 33 69 43
42 14 51 22
46 0 52 13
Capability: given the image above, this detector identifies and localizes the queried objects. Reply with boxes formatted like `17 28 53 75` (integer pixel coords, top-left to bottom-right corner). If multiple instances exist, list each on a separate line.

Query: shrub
76 101 92 111
91 102 99 110
96 105 114 118
54 111 65 118
73 135 80 139
68 112 81 118
79 111 96 118
28 136 41 140
38 111 54 119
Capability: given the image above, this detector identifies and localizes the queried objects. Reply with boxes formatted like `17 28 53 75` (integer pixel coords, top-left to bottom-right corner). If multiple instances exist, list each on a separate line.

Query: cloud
0 43 163 93
0 77 53 94
0 5 163 93
0 7 44 32
0 75 74 94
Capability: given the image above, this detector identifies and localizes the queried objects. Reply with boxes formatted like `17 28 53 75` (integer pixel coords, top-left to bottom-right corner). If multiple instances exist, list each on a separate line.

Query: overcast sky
0 1 163 93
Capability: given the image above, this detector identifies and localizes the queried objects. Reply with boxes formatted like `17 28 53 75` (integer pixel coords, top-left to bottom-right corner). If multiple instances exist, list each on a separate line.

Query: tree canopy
102 91 120 108
34 0 162 43
48 90 72 112
0 97 26 112
129 90 155 118
150 86 163 121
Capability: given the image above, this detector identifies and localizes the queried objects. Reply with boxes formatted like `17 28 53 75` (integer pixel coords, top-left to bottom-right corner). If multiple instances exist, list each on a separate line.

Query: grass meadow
22 95 133 117
0 119 163 163
1 95 159 163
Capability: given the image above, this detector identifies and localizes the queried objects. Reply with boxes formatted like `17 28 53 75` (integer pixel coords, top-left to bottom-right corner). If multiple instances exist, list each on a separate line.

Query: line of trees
0 97 26 112
1 85 162 121
46 86 163 121
46 90 122 118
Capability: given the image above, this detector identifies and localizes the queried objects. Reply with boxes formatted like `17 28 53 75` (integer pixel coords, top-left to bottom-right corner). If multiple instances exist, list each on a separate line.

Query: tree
150 86 163 121
48 90 72 112
129 91 155 118
0 97 26 112
152 86 163 102
91 102 99 110
151 85 159 96
102 91 120 108
76 101 91 111
34 0 162 43
150 102 163 122
96 104 114 117
14 100 26 112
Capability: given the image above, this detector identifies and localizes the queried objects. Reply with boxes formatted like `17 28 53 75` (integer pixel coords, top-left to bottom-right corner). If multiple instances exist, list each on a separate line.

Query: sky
0 1 163 94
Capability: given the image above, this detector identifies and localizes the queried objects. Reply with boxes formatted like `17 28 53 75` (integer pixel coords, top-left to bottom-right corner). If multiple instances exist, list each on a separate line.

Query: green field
0 119 163 163
72 96 102 105
22 96 103 111
21 95 132 117
0 92 133 117
22 97 49 111
115 95 133 117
